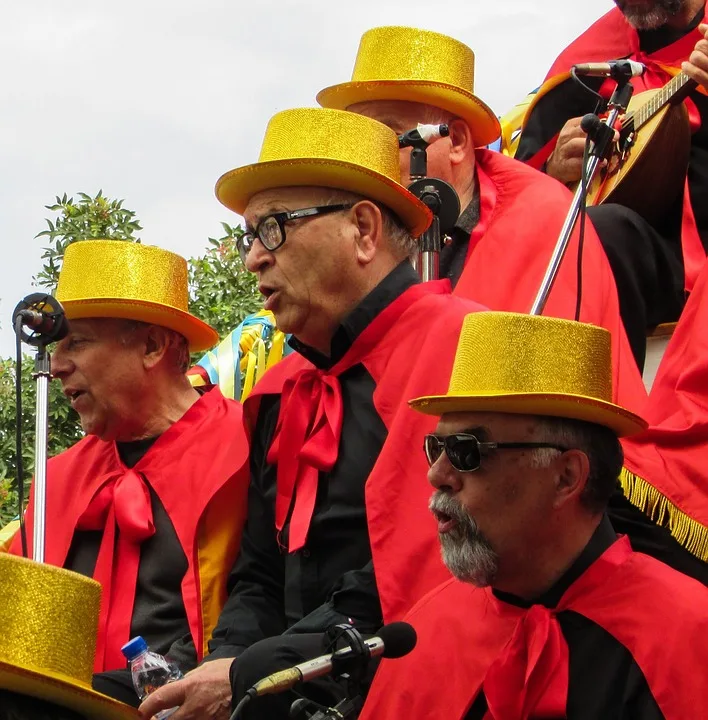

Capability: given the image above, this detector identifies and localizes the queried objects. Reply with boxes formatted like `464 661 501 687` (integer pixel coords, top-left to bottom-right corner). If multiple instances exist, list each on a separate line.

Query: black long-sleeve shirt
207 263 420 660
464 516 664 719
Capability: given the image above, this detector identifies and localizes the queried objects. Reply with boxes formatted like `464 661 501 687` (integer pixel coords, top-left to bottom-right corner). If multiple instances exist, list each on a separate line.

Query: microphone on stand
398 123 449 149
229 622 417 720
572 59 645 78
12 293 69 346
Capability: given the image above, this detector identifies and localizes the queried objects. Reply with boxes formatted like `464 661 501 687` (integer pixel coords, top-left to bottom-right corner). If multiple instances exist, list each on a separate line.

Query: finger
139 680 187 718
699 22 708 37
561 137 589 160
682 60 708 92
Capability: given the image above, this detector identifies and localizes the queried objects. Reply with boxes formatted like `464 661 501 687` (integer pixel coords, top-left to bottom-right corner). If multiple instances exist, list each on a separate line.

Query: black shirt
516 7 708 254
464 516 664 719
66 435 195 669
206 262 420 659
439 191 480 286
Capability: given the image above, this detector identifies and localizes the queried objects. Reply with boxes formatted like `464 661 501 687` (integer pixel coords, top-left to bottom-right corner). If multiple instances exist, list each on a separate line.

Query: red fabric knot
76 468 155 671
483 604 569 720
267 368 344 552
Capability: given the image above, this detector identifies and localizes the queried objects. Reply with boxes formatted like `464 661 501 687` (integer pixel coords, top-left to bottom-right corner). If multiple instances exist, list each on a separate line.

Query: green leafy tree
35 190 142 291
188 222 262 339
0 357 84 526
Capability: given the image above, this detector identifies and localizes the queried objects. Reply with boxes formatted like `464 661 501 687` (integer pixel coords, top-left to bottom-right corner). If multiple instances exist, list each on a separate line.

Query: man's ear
448 118 474 167
552 449 590 510
142 325 171 370
351 200 383 264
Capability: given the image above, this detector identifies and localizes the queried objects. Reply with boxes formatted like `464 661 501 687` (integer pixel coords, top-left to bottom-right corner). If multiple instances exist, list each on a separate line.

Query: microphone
12 293 69 346
572 59 645 78
250 622 417 697
398 123 450 148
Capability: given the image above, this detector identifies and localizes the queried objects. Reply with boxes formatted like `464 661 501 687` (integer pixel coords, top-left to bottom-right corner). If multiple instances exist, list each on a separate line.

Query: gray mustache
429 491 472 525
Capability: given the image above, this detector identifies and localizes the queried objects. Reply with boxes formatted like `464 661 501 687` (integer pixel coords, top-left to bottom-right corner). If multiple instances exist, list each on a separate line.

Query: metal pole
32 348 51 563
530 105 623 316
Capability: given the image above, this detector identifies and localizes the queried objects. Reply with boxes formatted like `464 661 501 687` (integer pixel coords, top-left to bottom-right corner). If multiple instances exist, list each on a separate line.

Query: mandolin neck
633 71 698 130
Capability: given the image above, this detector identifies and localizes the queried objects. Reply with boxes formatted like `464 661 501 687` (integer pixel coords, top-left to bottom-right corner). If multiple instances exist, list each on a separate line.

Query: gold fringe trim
620 468 708 563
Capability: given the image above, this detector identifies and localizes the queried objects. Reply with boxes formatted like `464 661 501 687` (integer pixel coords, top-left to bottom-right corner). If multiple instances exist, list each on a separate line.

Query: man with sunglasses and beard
359 311 708 719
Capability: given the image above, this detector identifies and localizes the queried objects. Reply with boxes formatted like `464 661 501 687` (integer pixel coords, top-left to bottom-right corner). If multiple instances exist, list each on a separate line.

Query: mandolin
582 71 697 222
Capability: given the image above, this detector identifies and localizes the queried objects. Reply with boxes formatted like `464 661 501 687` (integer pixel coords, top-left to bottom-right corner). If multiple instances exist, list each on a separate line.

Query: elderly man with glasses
141 107 489 720
359 311 708 720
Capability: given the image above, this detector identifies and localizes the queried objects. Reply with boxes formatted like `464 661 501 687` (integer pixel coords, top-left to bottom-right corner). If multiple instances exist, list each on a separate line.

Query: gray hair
324 189 417 258
529 416 624 514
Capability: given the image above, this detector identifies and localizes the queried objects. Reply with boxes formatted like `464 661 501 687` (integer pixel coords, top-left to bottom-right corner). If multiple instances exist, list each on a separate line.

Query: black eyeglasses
423 433 568 473
237 204 354 263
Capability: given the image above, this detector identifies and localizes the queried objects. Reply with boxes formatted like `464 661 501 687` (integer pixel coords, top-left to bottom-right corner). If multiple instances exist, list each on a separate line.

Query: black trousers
587 203 685 370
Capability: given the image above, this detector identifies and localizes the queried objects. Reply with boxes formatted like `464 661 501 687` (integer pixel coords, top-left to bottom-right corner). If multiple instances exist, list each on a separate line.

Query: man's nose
50 347 72 378
245 238 275 274
428 454 463 493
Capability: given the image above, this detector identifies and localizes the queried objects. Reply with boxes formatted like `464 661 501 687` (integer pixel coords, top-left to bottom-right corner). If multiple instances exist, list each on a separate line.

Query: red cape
459 150 647 416
360 537 708 719
10 387 249 670
245 281 486 623
523 7 707 291
621 259 708 561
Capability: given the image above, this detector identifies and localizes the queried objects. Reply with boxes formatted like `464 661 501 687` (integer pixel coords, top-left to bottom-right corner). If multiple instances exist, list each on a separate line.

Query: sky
0 0 615 358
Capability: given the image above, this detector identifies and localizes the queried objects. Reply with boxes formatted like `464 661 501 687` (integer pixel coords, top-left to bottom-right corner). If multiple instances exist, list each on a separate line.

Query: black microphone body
250 622 417 697
12 293 69 345
573 59 645 78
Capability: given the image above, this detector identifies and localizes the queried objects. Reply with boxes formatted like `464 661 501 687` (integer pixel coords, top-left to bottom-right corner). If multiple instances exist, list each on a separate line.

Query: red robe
521 7 707 291
245 281 486 623
621 259 708 561
460 150 647 415
10 387 249 671
360 537 708 719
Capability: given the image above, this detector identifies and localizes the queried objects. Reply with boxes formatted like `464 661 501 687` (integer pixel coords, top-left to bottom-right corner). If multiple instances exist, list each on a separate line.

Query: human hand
545 116 587 184
682 23 708 93
138 658 234 720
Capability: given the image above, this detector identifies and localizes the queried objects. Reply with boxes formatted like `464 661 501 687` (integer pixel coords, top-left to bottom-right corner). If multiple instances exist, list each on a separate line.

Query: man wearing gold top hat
141 107 492 719
7 241 250 690
317 26 650 380
317 26 708 586
359 311 708 720
0 553 138 719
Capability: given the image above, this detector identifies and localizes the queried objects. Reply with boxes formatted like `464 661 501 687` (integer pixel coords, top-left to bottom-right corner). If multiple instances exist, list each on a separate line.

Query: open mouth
65 390 86 406
431 508 459 534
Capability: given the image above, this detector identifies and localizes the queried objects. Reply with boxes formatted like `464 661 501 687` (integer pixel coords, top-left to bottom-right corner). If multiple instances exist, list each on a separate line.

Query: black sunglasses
423 433 568 473
238 204 354 263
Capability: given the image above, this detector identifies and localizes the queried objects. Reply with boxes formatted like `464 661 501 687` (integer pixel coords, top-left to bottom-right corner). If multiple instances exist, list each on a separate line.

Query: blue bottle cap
121 636 148 661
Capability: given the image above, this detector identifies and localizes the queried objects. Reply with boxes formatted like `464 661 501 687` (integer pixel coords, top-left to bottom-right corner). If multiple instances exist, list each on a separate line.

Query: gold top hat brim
409 312 647 438
215 108 432 237
57 240 219 352
316 26 501 148
317 80 501 148
0 554 137 720
0 662 138 720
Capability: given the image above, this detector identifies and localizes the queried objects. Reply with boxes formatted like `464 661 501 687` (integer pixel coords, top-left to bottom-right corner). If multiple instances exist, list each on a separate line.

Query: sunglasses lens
423 435 444 467
448 437 481 472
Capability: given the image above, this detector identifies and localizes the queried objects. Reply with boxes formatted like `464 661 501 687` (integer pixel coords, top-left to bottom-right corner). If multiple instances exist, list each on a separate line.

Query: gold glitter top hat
56 240 219 352
410 312 647 437
215 107 432 237
0 554 137 719
317 26 501 147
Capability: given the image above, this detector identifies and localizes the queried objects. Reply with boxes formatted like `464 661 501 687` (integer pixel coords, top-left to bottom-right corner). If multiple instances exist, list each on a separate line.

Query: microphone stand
401 128 460 282
530 68 636 315
12 293 68 562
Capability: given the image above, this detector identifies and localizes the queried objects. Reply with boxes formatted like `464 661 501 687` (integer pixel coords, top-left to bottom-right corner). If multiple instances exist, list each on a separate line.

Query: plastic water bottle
121 636 183 719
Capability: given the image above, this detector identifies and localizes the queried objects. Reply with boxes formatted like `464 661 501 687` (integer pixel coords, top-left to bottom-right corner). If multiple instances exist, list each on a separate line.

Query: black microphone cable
13 314 28 557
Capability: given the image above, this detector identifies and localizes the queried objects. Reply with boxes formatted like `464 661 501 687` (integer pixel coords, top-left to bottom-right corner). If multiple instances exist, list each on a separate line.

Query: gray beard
429 491 499 587
615 0 686 29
